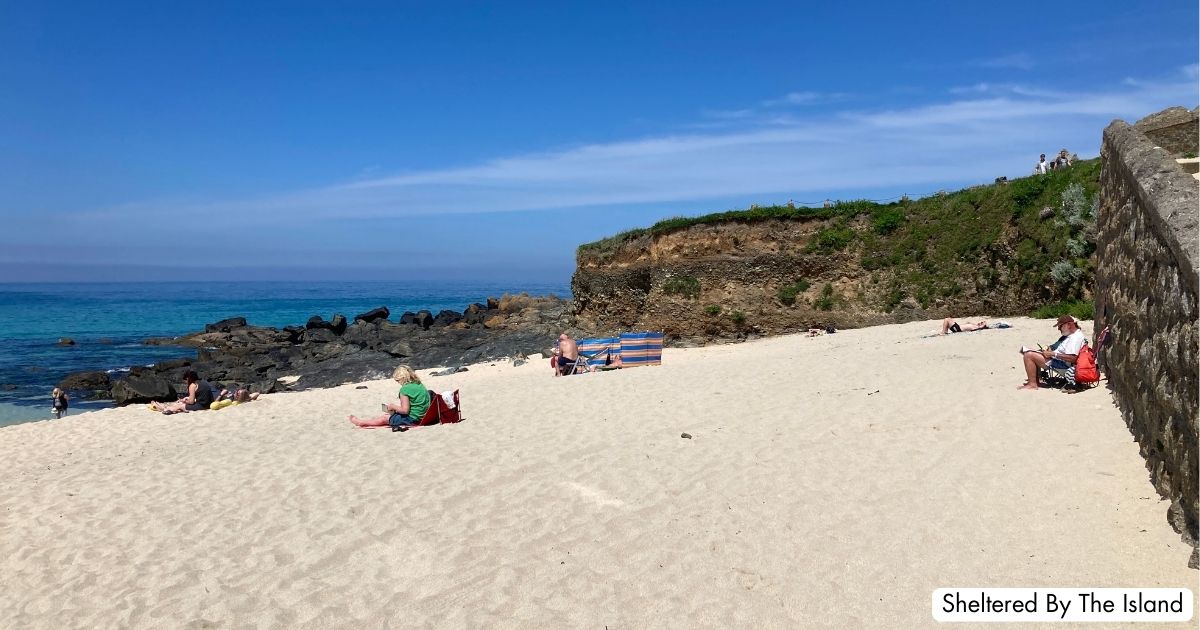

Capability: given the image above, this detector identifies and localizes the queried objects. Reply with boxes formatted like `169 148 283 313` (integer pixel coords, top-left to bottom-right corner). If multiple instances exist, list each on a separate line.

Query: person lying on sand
1017 315 1085 390
349 365 431 429
940 318 988 335
151 370 214 414
218 388 260 403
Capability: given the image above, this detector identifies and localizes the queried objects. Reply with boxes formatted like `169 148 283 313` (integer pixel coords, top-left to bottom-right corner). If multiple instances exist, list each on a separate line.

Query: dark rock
306 315 331 330
205 317 247 333
513 357 527 367
399 312 418 325
57 338 75 346
430 366 469 376
354 306 390 324
432 309 463 327
58 371 111 391
330 314 348 335
282 326 305 344
463 303 489 325
250 380 278 395
355 385 368 390
681 432 693 439
1039 206 1055 220
111 372 176 405
414 310 434 330
383 341 413 357
155 358 193 371
304 328 337 344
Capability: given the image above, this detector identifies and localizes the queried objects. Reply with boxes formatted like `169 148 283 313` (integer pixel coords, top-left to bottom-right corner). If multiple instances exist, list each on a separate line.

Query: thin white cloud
971 52 1037 70
761 90 850 107
47 67 1198 237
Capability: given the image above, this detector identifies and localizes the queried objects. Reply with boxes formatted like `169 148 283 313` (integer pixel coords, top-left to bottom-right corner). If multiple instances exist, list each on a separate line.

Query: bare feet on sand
1017 384 1039 390
348 415 366 427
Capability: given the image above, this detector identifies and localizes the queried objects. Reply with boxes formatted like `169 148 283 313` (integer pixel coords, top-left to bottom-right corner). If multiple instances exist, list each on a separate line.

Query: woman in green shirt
349 365 431 429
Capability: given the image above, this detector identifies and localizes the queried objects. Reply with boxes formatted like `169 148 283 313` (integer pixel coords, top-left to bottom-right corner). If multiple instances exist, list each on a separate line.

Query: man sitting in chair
554 333 586 376
1018 315 1085 390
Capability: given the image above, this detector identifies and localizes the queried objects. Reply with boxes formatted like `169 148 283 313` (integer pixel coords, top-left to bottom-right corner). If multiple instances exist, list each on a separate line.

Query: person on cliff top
1034 154 1049 175
1017 315 1085 390
939 318 989 335
1056 149 1072 169
348 365 431 430
151 370 214 414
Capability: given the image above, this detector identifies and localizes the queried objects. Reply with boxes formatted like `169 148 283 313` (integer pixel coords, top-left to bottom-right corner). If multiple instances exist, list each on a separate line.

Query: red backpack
1074 343 1099 384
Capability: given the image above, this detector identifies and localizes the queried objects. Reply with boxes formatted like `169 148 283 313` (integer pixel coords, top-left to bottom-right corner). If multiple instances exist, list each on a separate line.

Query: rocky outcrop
58 371 111 396
110 369 176 405
1095 113 1199 565
80 294 572 401
205 317 247 333
353 306 389 324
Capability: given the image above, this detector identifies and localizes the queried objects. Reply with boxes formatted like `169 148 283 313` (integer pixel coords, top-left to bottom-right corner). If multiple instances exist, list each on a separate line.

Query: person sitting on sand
940 318 988 335
1018 315 1085 390
349 365 431 429
151 370 214 414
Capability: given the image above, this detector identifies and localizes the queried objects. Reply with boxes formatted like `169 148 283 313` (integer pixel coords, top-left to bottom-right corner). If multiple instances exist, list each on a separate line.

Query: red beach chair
394 389 462 431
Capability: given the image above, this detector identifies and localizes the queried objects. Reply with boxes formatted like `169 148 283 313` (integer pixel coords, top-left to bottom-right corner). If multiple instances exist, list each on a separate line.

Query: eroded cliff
573 160 1102 340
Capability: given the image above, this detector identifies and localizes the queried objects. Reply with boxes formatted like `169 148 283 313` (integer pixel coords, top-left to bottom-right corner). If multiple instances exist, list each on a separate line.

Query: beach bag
1074 343 1099 384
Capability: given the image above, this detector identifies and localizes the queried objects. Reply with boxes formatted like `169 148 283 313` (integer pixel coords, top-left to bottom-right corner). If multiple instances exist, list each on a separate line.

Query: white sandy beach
0 317 1193 628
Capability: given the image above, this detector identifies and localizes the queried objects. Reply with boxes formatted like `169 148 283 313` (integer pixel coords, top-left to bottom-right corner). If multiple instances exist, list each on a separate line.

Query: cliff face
573 161 1102 340
574 217 1008 338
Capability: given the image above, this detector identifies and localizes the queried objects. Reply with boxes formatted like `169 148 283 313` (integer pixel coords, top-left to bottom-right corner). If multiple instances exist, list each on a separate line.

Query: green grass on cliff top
577 159 1102 313
579 161 1099 257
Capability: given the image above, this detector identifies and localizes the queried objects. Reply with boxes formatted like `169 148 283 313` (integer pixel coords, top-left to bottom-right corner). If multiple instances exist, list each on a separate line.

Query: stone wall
1094 115 1199 565
1134 106 1199 157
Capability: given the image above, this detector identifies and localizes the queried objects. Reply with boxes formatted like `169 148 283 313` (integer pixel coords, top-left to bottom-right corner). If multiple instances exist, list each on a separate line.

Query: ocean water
0 281 570 427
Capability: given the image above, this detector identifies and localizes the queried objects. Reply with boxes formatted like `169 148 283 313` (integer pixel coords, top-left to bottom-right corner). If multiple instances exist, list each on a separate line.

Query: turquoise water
0 281 570 427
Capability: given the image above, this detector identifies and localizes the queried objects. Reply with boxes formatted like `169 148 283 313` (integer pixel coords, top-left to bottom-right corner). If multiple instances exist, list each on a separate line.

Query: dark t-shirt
193 380 214 407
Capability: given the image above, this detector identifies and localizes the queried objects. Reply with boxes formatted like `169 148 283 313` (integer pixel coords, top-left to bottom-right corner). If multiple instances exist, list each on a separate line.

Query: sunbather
1018 315 1085 390
218 387 260 403
349 365 431 429
554 333 590 375
151 370 214 414
940 318 988 335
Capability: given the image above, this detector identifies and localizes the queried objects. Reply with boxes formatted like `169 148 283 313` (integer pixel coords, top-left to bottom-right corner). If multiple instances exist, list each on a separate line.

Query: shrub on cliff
662 275 701 299
809 223 855 252
1031 300 1094 320
777 279 811 306
871 207 905 234
813 283 836 311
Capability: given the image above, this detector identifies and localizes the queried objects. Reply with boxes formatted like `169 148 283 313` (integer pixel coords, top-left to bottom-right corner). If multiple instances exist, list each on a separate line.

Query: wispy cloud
761 91 850 107
970 52 1037 70
49 67 1197 236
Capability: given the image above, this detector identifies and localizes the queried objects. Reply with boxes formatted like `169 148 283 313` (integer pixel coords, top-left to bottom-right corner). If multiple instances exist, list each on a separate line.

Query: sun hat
1054 315 1076 327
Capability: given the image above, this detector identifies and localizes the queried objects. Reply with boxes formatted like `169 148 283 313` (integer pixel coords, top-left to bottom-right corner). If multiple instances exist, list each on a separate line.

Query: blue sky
1 1 1196 283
